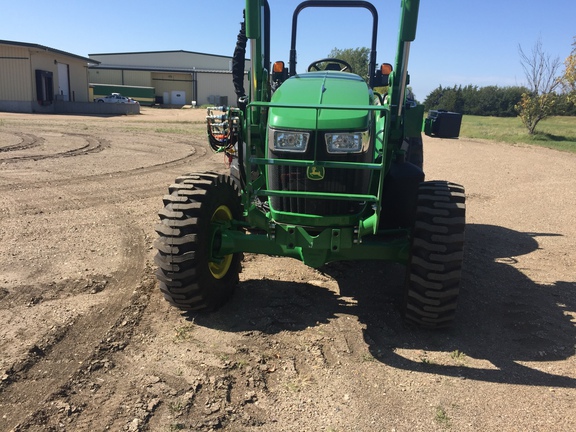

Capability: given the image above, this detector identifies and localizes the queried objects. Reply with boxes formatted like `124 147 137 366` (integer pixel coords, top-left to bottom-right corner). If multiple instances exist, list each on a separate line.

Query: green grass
450 350 467 363
435 406 451 428
173 324 195 343
169 400 184 413
362 353 377 362
460 115 576 153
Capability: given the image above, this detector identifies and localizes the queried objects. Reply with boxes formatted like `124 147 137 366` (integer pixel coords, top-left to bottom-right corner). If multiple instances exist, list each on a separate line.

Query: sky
2 0 575 100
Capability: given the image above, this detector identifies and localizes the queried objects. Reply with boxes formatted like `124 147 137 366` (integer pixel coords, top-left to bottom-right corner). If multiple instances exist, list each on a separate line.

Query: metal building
0 40 96 113
88 51 247 107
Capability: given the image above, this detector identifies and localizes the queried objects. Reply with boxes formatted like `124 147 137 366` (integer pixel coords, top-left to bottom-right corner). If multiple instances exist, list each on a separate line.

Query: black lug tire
154 172 243 311
403 181 465 328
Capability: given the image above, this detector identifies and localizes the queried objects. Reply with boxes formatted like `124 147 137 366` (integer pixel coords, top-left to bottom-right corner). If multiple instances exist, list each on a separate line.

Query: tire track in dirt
0 132 44 153
0 128 216 431
0 140 207 203
0 147 211 222
0 132 108 163
0 211 149 432
9 265 158 432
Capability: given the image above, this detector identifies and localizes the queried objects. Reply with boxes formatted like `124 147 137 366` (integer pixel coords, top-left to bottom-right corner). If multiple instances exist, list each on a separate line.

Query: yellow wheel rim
209 205 233 279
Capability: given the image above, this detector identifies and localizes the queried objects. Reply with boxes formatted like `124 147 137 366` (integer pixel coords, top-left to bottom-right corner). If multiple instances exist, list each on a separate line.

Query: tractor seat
325 63 342 71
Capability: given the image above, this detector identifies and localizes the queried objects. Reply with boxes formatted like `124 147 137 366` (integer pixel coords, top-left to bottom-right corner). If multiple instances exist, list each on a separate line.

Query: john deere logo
307 166 325 181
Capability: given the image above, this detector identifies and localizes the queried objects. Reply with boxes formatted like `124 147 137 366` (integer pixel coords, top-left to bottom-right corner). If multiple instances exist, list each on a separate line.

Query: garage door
57 63 70 101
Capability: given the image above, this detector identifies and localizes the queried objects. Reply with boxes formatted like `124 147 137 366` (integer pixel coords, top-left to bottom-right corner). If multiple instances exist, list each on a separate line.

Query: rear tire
403 181 465 328
154 172 242 311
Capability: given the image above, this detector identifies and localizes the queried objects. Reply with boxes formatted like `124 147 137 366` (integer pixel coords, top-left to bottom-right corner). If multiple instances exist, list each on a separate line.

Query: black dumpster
424 110 462 138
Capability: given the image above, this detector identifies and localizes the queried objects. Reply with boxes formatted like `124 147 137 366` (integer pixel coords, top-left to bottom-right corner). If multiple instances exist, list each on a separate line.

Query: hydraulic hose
232 12 247 102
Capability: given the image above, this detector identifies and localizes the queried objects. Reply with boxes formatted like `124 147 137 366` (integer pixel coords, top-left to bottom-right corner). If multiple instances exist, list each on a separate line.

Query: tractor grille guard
247 101 391 232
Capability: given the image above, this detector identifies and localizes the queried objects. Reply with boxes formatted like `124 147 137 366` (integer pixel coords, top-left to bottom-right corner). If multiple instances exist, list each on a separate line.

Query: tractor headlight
269 129 310 153
325 132 367 154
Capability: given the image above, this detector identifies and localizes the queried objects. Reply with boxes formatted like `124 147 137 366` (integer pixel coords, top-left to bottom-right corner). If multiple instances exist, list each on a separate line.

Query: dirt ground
0 107 574 432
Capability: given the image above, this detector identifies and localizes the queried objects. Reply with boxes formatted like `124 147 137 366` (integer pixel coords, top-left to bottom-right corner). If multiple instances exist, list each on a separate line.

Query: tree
562 37 576 103
328 47 370 82
440 85 465 113
515 38 563 134
424 84 528 117
500 86 528 117
423 85 464 113
423 85 444 111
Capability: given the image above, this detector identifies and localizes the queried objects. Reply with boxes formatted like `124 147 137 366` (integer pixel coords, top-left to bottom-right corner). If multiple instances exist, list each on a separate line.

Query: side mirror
272 61 288 85
375 63 393 87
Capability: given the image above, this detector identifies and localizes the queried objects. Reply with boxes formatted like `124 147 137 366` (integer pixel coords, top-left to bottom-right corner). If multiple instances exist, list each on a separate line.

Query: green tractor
154 0 465 328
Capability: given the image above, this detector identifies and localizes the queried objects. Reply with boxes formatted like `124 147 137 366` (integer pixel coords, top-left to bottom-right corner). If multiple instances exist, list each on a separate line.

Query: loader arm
389 0 420 132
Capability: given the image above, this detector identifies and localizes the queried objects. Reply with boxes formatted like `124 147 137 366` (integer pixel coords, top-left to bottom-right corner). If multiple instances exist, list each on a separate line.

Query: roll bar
289 1 379 88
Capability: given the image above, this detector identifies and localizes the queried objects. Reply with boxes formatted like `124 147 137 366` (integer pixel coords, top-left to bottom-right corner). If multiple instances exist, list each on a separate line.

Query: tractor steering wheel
307 58 354 73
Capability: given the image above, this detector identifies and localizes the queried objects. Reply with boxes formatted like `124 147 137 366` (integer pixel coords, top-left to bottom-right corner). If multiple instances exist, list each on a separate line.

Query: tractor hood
268 71 371 130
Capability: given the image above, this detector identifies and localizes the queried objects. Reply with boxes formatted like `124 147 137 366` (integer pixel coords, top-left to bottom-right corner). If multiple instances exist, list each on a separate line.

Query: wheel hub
209 205 234 279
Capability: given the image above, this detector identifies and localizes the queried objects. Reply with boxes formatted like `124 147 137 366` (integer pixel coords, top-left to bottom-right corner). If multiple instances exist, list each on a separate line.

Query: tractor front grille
267 140 371 216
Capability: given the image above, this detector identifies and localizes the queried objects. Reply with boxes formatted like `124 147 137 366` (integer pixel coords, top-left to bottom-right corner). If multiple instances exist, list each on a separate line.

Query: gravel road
0 108 574 431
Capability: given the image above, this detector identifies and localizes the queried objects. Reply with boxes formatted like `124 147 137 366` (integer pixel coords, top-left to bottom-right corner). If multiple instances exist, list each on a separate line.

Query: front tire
154 172 242 311
403 181 465 328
